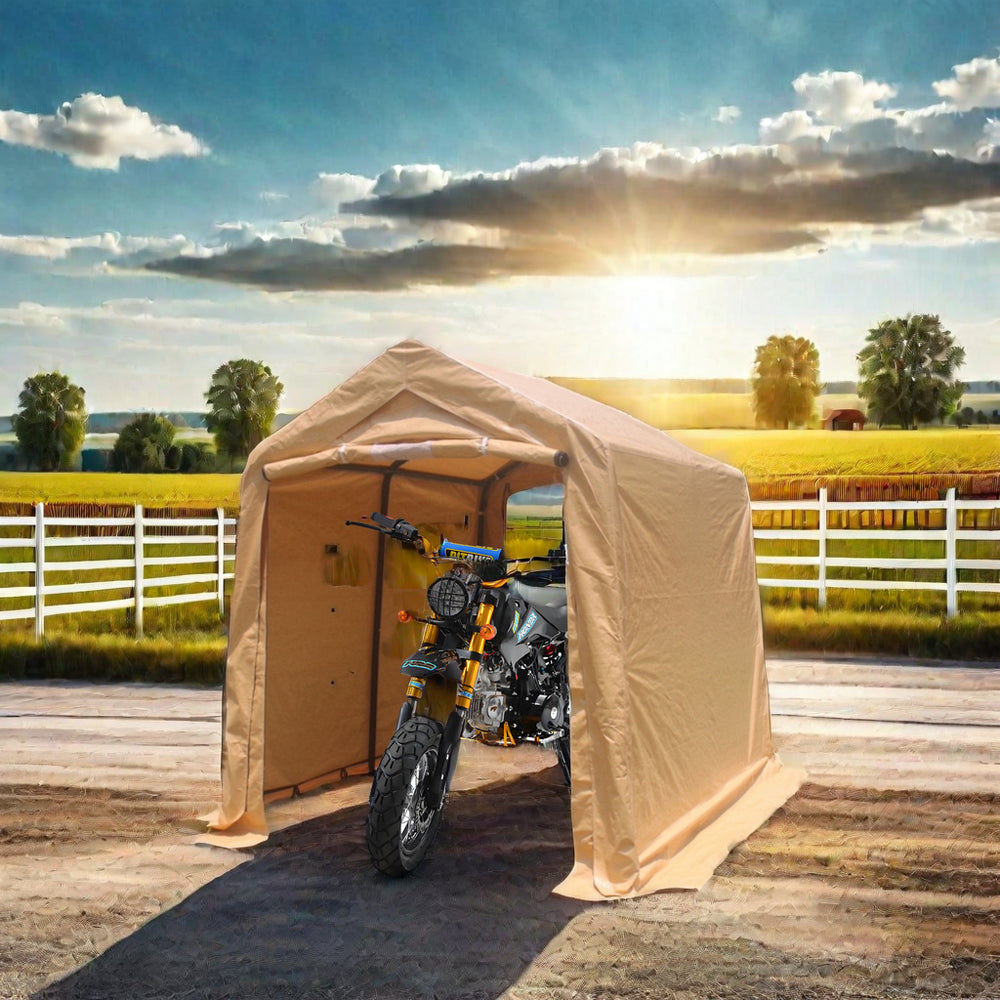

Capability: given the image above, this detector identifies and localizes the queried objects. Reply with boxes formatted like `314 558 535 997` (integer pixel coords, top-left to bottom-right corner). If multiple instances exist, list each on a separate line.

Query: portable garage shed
205 339 801 899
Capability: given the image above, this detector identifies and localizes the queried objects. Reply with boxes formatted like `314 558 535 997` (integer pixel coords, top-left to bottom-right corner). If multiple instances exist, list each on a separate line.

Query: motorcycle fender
401 648 464 682
414 674 458 725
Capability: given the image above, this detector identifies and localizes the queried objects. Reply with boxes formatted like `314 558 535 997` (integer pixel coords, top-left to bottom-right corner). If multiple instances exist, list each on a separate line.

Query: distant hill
1 411 299 435
83 411 208 433
550 377 999 396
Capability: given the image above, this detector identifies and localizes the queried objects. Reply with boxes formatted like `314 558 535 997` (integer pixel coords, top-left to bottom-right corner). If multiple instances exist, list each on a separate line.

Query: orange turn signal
478 624 497 640
397 610 413 623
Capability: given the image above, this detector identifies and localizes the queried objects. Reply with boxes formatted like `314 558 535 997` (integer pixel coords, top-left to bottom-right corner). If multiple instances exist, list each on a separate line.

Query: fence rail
0 504 236 638
2 490 998 637
751 487 1000 616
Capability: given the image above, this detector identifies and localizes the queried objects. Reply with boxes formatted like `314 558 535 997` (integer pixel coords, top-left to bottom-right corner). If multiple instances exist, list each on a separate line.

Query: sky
2 0 1000 412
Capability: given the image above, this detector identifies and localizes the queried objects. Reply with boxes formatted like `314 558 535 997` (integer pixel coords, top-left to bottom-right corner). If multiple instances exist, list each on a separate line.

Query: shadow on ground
36 770 586 1000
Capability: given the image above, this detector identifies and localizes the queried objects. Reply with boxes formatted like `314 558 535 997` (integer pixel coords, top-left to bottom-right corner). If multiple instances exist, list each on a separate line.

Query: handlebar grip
370 512 396 529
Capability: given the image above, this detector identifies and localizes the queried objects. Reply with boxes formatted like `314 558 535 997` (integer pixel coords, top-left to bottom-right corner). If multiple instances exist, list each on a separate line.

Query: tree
751 335 822 429
205 359 284 466
166 441 217 473
112 414 176 473
12 372 87 471
857 314 965 429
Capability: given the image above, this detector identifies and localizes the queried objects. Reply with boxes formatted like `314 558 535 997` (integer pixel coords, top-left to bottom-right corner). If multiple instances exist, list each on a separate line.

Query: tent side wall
555 446 791 898
263 467 513 793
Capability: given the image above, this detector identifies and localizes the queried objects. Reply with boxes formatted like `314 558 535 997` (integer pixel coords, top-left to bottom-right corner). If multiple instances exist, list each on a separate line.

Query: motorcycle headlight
427 575 472 619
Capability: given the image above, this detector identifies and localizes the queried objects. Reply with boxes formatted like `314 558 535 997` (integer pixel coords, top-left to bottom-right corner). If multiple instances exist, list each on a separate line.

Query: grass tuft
0 631 226 684
763 606 1000 661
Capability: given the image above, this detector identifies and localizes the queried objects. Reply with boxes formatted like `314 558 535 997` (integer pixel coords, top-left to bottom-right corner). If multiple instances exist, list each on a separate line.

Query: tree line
9 360 284 473
751 313 976 429
4 313 986 472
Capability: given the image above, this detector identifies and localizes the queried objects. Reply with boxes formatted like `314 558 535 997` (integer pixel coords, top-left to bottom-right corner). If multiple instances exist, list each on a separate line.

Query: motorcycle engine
467 655 512 734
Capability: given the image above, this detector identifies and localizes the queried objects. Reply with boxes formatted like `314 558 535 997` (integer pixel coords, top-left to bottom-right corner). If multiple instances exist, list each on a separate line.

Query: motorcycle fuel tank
498 595 562 666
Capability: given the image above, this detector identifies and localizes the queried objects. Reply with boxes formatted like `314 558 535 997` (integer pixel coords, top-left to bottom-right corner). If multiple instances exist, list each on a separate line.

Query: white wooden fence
2 491 998 637
752 487 1000 616
0 504 236 638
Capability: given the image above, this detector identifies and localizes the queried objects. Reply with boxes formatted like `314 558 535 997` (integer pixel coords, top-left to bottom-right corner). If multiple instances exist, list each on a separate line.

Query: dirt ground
2 656 999 1000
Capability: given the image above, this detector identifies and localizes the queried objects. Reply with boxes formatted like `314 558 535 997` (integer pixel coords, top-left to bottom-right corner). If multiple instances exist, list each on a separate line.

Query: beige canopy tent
204 339 801 900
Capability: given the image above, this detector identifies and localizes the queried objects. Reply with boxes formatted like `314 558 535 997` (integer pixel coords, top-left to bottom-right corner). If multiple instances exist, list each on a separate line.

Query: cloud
141 142 1000 290
759 110 836 144
933 55 1000 111
0 93 207 169
313 172 376 208
144 237 608 291
0 230 200 263
792 70 897 126
0 301 69 330
713 105 742 125
891 106 996 158
134 51 1000 293
372 163 451 197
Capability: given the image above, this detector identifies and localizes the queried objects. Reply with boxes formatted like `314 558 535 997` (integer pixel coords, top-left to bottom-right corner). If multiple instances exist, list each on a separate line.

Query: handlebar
345 513 425 551
346 513 566 572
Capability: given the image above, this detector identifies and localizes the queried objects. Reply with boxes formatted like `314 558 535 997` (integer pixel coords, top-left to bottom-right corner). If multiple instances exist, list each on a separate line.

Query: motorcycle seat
507 577 568 632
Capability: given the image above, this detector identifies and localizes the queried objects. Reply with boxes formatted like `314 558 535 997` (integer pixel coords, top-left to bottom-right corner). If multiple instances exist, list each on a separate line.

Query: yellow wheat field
1 427 998 510
671 428 1000 478
0 472 240 509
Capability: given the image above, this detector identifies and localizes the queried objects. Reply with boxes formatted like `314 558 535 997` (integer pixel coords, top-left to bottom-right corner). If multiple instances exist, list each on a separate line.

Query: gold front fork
405 622 441 700
456 602 494 710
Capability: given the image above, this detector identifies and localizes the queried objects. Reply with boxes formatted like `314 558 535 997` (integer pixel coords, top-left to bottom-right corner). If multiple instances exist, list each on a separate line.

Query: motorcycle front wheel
366 716 445 876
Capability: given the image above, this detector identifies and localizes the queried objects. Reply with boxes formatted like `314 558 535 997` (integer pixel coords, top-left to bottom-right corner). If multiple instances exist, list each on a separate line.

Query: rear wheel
366 716 445 876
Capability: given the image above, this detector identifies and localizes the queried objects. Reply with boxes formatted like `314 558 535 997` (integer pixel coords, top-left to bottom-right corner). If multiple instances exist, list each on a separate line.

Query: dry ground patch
2 662 999 999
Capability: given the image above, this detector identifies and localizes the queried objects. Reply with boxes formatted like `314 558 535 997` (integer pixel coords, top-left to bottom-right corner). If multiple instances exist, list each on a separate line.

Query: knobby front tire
366 716 445 877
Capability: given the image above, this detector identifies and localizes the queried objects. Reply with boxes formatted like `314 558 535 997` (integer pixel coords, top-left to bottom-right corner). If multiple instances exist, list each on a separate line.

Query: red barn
824 408 867 430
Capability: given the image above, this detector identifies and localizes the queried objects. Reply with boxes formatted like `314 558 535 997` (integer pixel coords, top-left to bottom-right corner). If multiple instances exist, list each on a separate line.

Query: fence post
134 504 144 638
946 488 957 618
818 488 827 610
34 503 45 641
216 507 226 616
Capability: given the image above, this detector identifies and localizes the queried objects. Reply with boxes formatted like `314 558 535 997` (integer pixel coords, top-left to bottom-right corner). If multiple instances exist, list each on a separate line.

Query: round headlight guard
427 575 472 619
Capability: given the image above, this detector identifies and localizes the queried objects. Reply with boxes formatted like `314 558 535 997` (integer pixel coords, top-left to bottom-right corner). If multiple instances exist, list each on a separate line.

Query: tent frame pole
477 461 521 544
367 461 405 773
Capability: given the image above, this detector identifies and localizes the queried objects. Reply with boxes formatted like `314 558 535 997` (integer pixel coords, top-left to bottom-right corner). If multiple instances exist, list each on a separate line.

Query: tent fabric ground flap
203 339 802 898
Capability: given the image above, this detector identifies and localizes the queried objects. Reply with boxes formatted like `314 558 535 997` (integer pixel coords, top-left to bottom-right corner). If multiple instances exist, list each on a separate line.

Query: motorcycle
347 511 570 877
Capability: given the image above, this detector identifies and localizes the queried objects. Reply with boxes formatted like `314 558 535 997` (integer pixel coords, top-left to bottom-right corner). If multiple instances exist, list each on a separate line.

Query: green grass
763 606 1000 661
0 630 226 684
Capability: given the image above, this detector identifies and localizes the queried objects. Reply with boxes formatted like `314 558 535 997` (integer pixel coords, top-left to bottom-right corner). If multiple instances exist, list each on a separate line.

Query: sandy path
1 656 999 999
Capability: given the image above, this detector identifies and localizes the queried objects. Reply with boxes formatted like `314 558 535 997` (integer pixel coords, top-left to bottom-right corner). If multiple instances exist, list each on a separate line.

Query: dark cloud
144 220 818 291
345 153 1000 238
142 146 1000 292
145 237 600 291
